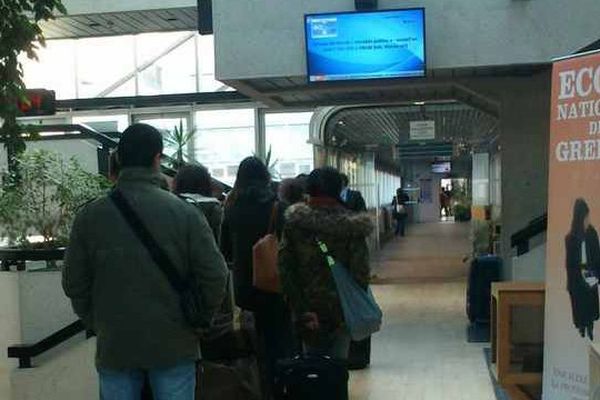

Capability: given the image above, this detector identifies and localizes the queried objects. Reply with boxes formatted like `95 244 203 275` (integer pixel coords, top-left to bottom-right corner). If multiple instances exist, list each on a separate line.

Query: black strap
110 189 187 292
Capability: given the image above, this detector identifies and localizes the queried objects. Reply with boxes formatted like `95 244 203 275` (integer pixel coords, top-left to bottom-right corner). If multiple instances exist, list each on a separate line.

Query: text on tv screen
305 8 426 82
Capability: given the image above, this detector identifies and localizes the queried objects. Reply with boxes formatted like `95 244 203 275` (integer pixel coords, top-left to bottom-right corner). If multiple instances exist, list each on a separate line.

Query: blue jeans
98 362 196 400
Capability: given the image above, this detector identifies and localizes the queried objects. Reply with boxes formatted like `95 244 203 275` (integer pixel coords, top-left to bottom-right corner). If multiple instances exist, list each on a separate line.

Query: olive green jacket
279 201 373 342
62 168 228 370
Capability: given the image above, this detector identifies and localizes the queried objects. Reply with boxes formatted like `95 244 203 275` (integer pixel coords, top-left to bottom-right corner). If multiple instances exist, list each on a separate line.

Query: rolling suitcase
347 338 371 370
466 255 502 323
274 355 349 400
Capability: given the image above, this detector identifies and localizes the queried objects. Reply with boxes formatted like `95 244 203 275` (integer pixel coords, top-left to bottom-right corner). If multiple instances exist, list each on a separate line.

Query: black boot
579 327 586 338
588 324 595 341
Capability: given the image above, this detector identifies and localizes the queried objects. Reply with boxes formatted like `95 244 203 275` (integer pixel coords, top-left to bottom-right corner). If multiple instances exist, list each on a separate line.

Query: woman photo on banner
565 198 600 340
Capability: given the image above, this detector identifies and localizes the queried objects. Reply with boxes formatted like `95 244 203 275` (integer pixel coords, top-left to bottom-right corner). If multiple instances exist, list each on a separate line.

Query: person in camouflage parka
279 167 373 354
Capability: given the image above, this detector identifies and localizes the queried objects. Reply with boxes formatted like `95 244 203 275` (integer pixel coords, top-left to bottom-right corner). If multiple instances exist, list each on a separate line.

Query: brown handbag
252 202 281 293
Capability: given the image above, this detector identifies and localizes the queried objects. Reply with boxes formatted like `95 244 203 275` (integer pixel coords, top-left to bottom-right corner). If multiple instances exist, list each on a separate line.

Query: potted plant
163 121 196 169
0 149 110 270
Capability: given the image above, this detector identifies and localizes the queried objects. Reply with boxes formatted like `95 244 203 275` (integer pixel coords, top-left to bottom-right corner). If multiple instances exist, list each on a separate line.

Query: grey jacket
62 168 228 370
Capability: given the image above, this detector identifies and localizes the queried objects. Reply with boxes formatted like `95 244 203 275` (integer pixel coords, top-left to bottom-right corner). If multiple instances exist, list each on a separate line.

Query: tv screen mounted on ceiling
304 8 426 83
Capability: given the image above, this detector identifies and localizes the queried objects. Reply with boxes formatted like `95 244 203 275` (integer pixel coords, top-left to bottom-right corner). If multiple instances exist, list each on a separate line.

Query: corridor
350 222 496 400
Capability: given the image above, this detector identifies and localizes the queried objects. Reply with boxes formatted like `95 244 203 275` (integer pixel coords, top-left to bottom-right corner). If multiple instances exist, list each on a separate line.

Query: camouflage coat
279 200 373 343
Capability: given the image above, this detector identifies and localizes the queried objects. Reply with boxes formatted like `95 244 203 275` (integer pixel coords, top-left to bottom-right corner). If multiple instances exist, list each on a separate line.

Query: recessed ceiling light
413 101 425 106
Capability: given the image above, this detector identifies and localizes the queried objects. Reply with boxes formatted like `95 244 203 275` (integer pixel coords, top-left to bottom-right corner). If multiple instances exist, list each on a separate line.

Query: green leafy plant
0 0 67 171
163 121 196 168
0 149 111 248
255 145 279 179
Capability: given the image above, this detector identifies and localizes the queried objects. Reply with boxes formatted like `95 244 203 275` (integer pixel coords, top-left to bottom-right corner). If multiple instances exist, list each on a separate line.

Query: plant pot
0 247 66 271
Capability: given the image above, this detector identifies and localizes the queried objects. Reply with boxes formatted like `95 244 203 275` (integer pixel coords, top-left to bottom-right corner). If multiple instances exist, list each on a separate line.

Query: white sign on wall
410 120 435 141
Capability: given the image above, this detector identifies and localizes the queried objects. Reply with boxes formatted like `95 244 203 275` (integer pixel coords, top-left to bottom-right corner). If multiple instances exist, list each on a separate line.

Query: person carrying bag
252 202 281 293
317 239 383 342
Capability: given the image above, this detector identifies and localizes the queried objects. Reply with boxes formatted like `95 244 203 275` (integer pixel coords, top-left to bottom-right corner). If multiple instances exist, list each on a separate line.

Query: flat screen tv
432 162 451 174
305 8 426 82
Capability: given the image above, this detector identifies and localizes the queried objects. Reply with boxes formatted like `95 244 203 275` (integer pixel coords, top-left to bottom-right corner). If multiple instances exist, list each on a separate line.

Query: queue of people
62 123 376 400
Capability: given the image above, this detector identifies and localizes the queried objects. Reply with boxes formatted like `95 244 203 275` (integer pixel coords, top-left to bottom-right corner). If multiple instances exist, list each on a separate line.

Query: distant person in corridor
340 173 367 212
280 167 373 360
63 123 229 400
565 198 600 340
392 188 410 237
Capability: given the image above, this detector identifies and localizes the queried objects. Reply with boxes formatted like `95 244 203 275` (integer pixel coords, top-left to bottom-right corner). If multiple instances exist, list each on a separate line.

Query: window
76 36 135 98
133 114 190 160
21 31 230 99
137 32 197 96
20 40 76 100
193 109 255 186
265 112 314 179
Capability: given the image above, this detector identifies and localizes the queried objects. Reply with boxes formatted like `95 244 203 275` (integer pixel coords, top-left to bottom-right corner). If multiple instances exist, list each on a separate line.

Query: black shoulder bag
110 189 209 329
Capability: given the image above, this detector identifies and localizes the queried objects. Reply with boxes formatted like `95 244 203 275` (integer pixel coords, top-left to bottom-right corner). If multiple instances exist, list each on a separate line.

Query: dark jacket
344 189 367 213
279 200 373 342
180 193 223 244
566 227 600 328
221 184 285 311
63 168 229 370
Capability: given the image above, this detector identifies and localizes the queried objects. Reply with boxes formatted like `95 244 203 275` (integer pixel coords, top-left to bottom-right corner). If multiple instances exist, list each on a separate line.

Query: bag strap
316 238 336 269
267 202 279 235
110 189 187 292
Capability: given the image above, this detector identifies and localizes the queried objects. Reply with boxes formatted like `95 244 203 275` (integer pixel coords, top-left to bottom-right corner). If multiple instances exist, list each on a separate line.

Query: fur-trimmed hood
285 203 373 238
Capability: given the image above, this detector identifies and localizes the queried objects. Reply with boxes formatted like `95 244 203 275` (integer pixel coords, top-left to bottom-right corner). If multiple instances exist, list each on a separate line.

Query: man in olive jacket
63 124 228 400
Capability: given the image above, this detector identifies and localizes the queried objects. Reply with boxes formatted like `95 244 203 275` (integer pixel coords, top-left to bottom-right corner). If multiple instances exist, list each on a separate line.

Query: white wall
0 138 100 175
214 0 600 81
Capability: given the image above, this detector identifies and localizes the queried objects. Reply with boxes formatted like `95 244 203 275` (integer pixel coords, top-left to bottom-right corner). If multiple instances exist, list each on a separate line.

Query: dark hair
226 156 270 207
235 156 270 189
340 173 349 188
118 123 164 168
173 164 212 197
307 167 342 200
279 178 305 204
109 150 120 181
571 198 590 239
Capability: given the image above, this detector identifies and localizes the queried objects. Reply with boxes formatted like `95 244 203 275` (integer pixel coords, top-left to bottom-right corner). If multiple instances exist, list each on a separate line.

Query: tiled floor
350 222 496 400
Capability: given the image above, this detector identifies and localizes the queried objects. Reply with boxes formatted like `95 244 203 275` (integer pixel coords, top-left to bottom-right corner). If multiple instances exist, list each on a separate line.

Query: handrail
7 320 88 369
511 213 548 256
8 123 232 190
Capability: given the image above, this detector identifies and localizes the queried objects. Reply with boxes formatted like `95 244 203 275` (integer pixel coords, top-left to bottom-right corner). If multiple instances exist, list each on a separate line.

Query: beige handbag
252 203 281 293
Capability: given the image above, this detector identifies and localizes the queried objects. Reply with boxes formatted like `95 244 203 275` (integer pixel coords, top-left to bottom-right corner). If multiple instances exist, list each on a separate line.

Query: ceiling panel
40 7 198 39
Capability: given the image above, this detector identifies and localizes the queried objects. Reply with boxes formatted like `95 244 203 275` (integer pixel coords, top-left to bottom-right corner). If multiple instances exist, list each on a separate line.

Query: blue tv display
305 8 426 82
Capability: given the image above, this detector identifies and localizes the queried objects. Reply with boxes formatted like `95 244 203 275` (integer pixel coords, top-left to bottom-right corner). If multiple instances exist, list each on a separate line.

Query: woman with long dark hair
565 198 600 340
221 156 292 398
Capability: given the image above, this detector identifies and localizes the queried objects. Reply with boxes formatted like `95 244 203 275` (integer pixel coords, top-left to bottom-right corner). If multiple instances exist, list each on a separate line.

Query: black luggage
347 338 371 370
466 255 502 323
274 355 349 400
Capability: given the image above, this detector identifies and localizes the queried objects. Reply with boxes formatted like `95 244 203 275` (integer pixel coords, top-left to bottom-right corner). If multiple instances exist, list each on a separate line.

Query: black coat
345 190 367 213
565 227 600 329
221 185 286 311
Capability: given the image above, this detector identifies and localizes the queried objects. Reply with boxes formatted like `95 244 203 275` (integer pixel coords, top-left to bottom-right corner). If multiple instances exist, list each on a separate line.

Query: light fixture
413 101 425 106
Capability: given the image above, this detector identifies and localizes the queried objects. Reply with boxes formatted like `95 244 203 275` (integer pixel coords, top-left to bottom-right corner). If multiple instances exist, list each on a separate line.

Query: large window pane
265 112 314 179
76 36 135 98
21 40 76 100
137 32 197 95
194 109 255 186
134 114 190 159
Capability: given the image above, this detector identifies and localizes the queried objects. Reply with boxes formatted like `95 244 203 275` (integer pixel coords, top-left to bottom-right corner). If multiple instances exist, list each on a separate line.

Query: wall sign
409 120 435 141
543 50 600 400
